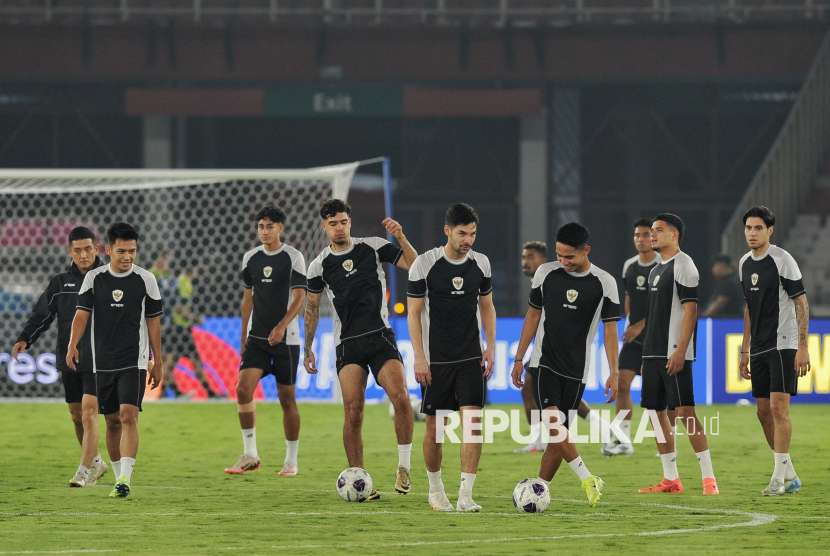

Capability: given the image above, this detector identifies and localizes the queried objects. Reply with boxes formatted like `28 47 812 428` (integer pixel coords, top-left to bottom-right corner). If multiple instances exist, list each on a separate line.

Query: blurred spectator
162 267 223 398
701 254 745 318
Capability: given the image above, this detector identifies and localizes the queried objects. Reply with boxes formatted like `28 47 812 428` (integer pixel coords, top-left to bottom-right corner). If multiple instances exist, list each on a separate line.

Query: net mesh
0 164 358 400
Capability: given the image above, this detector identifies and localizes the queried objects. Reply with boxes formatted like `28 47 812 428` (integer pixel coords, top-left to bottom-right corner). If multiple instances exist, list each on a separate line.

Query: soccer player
738 206 808 496
515 241 608 454
67 222 164 498
511 223 619 507
602 218 661 457
639 214 719 495
225 205 307 476
304 199 418 500
408 203 497 512
12 226 113 487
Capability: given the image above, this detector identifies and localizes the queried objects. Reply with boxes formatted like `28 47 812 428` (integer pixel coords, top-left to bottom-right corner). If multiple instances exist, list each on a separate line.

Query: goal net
0 163 372 402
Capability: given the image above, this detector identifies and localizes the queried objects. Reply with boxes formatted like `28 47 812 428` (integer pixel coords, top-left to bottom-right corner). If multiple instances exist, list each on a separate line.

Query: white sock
398 444 412 470
284 440 299 465
120 457 135 482
111 460 121 480
773 452 789 483
460 472 476 495
660 452 679 481
785 456 798 481
92 455 103 466
568 456 592 482
696 449 715 481
529 421 542 444
619 420 632 444
427 470 444 492
537 477 551 487
76 465 90 478
242 428 258 459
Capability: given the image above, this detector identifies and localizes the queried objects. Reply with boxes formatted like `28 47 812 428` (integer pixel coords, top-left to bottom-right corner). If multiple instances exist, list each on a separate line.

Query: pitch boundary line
0 499 786 554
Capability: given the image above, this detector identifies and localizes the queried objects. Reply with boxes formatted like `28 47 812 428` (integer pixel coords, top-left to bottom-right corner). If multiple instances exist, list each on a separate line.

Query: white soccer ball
512 478 551 513
388 395 426 422
336 467 373 502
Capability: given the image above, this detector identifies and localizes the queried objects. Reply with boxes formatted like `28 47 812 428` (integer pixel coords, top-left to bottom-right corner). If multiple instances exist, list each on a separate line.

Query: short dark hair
742 206 775 228
653 213 685 244
445 203 479 227
714 253 732 266
555 222 590 249
106 222 139 245
320 199 351 220
522 241 547 257
67 226 96 246
633 217 653 230
254 204 286 224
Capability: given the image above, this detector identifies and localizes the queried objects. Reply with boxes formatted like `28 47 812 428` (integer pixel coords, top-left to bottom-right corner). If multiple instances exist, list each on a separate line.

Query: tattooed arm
303 291 321 374
794 295 811 377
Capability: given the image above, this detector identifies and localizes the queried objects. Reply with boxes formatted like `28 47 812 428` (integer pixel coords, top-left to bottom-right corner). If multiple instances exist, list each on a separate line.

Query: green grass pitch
1 402 829 555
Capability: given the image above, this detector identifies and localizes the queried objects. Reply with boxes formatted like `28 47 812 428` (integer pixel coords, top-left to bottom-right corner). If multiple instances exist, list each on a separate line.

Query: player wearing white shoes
515 241 609 455
638 214 719 496
738 206 808 496
408 204 497 512
67 222 164 498
511 223 620 507
602 218 661 457
304 199 418 500
225 205 307 477
13 227 113 487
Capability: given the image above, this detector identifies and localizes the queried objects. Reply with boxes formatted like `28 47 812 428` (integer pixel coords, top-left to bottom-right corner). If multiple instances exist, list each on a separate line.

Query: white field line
0 496 800 555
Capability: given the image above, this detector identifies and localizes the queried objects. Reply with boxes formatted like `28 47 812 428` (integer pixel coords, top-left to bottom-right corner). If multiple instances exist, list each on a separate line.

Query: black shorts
751 349 798 398
640 359 695 411
534 368 586 431
61 370 97 404
618 342 644 374
96 368 147 415
336 329 402 382
240 337 300 386
525 365 539 386
420 359 486 415
166 324 199 357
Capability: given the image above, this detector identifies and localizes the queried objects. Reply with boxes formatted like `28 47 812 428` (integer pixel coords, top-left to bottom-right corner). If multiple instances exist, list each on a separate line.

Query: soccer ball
512 478 551 513
336 467 373 502
388 395 426 422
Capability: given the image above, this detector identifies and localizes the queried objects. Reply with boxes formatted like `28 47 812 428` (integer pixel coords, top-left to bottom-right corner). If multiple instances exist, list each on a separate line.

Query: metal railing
0 0 828 26
721 26 830 260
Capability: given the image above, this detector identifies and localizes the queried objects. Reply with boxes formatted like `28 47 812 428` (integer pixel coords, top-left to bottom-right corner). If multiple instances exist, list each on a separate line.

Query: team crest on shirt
751 273 759 285
263 266 273 278
112 290 123 302
566 289 578 303
342 259 354 272
637 275 646 287
452 277 464 290
653 275 660 286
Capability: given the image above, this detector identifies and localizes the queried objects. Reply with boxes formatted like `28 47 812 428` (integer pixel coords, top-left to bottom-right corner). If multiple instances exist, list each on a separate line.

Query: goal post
0 160 396 402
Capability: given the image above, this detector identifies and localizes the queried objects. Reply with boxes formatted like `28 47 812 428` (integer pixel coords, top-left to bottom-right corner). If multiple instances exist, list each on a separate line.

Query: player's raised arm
66 309 90 371
511 306 542 389
382 217 417 270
